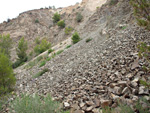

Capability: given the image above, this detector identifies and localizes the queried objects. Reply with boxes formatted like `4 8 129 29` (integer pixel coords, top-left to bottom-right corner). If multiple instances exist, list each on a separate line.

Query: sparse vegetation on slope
10 94 69 113
130 0 150 30
33 68 48 78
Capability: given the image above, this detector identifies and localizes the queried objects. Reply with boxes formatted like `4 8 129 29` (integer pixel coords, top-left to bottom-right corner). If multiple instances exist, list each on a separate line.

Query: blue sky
0 0 82 23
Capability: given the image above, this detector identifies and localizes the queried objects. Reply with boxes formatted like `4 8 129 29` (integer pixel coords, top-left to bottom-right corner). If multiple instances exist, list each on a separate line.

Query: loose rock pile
14 1 150 113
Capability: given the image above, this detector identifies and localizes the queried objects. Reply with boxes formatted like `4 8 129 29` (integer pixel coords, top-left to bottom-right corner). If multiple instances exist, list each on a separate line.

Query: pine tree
0 51 16 96
130 0 150 30
0 34 12 57
16 37 28 62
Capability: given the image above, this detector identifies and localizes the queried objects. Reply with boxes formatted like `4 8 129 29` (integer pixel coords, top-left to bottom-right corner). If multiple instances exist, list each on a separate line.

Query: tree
0 51 16 96
130 0 150 30
72 32 80 44
52 12 60 23
0 34 12 57
16 37 28 62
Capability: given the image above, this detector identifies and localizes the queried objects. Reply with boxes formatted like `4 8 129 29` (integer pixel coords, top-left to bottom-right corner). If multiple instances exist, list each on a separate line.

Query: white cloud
0 0 82 23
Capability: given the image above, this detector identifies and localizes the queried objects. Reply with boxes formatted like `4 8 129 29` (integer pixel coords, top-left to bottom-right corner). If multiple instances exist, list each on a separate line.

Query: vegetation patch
0 52 16 96
33 68 48 78
53 12 61 23
10 94 69 113
34 38 51 55
65 26 73 35
72 32 80 44
76 12 83 22
39 60 46 67
57 20 65 28
48 48 54 54
66 45 72 49
56 50 64 55
35 19 39 23
86 38 92 43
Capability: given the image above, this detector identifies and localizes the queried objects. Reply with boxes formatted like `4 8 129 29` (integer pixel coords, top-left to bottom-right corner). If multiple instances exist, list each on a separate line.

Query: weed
86 38 92 43
39 60 46 67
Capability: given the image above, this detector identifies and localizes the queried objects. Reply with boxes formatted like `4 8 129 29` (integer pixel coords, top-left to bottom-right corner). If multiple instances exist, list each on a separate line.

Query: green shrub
39 60 46 67
109 0 118 6
48 48 54 53
35 19 39 23
86 38 92 43
0 52 16 96
12 60 24 69
53 12 61 23
10 94 63 113
0 34 12 57
56 50 64 55
130 0 150 30
16 37 28 62
33 68 48 78
71 32 80 44
57 20 65 28
34 39 51 55
66 45 72 49
76 13 83 22
137 42 150 72
65 26 73 35
46 57 51 61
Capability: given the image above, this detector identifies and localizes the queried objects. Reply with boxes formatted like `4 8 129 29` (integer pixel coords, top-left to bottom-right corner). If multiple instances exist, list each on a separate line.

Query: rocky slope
13 0 150 113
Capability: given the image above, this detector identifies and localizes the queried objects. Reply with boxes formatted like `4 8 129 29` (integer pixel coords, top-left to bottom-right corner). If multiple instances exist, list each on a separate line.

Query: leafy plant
65 26 73 35
0 51 16 96
72 32 80 44
33 68 48 78
53 12 61 23
57 20 65 28
76 12 83 22
86 38 92 43
0 34 12 57
130 0 150 30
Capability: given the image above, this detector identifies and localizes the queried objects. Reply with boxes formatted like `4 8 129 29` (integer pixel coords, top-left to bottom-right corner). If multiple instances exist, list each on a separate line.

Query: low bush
34 39 51 55
109 0 118 6
12 60 25 69
76 12 83 22
48 49 54 53
57 20 65 28
39 60 46 67
65 26 73 35
35 19 39 23
86 38 92 43
33 68 48 78
72 32 80 44
66 45 72 49
10 94 67 113
56 50 64 55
